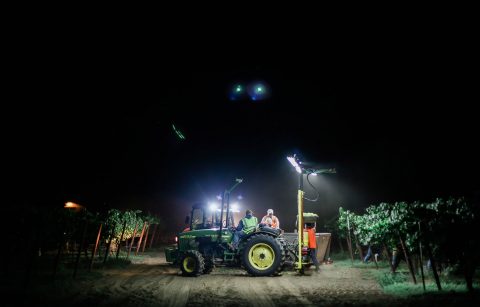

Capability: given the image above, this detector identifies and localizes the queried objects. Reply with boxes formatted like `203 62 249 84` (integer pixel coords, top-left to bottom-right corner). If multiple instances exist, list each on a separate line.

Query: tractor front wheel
180 250 205 277
242 234 285 276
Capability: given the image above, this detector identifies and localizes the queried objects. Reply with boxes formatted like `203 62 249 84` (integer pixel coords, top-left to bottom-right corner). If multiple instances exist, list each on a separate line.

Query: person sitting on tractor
261 209 280 229
229 209 258 250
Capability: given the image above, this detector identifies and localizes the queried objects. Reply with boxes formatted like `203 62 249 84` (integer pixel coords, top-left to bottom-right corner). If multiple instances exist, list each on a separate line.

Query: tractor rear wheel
242 234 285 276
180 250 205 277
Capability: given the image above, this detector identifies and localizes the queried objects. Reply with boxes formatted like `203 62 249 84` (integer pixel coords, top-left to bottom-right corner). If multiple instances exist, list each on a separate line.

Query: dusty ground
6 250 478 306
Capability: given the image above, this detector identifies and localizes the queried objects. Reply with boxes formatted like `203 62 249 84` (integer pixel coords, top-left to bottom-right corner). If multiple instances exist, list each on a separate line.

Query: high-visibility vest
306 228 316 249
262 215 279 229
303 231 309 247
241 216 258 234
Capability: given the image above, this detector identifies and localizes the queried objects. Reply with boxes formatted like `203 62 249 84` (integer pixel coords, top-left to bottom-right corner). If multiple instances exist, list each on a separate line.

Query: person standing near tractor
305 223 320 272
261 209 280 229
230 209 258 250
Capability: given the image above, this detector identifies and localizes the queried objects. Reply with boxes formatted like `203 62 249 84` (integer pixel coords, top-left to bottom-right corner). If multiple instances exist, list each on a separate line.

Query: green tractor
165 179 289 277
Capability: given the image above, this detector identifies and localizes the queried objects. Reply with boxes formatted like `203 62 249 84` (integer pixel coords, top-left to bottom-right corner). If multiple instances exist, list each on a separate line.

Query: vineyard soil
6 249 479 306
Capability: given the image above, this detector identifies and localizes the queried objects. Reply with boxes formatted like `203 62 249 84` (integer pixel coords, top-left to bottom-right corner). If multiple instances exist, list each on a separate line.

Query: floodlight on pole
286 154 336 274
287 156 302 174
286 155 305 273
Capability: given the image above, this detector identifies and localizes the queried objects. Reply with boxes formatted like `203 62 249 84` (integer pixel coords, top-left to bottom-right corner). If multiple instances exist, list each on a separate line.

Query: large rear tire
180 250 205 277
242 234 285 276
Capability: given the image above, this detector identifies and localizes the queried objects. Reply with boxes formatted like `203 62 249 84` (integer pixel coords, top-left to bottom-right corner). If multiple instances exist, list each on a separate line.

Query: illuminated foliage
106 209 160 243
338 197 477 255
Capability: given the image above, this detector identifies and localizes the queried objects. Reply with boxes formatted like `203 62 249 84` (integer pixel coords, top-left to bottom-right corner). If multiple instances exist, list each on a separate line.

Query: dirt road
27 250 396 306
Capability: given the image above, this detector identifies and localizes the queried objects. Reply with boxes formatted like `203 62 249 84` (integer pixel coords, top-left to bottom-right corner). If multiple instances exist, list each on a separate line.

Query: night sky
8 60 478 233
